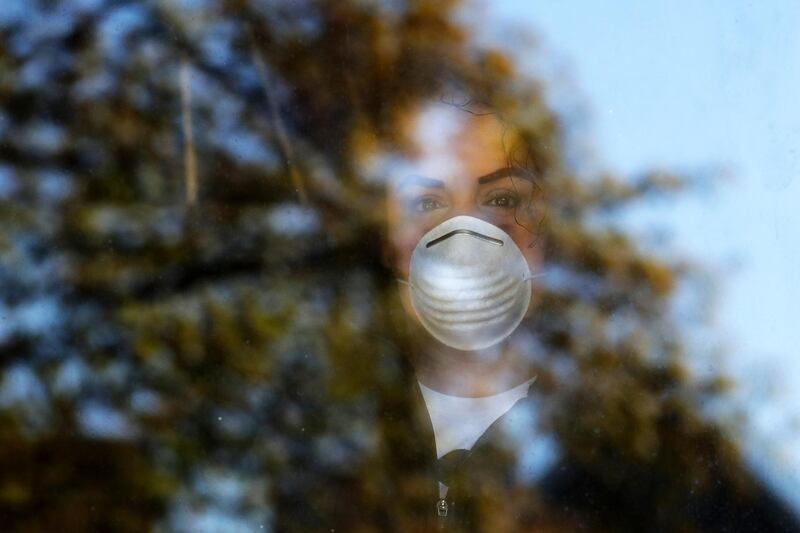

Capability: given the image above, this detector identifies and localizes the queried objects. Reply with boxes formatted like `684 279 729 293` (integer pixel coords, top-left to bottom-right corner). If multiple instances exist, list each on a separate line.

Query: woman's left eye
483 193 519 208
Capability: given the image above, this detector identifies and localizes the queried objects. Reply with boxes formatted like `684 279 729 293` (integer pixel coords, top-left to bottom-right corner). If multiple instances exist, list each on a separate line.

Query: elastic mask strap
523 272 547 282
396 278 412 288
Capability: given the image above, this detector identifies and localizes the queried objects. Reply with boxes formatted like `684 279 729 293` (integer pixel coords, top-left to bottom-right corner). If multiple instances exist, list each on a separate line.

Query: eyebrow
395 175 446 191
395 167 534 191
477 167 534 185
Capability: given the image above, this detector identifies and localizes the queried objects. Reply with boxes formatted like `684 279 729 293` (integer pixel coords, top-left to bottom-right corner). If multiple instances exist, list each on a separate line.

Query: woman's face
382 102 544 325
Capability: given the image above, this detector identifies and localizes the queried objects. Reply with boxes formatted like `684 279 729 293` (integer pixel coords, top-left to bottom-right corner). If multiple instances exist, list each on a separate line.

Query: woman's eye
412 197 445 212
483 193 519 208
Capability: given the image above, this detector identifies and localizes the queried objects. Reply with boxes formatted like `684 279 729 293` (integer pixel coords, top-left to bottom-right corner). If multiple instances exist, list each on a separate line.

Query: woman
366 97 574 529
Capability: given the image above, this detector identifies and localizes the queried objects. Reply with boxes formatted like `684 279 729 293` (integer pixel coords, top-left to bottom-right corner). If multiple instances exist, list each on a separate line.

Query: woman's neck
413 334 537 397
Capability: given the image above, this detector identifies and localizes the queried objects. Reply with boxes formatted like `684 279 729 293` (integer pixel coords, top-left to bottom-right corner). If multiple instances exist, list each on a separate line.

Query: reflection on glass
0 1 797 532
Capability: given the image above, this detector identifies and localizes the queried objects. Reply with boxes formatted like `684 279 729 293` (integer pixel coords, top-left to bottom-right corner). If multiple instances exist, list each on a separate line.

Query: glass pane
0 1 797 531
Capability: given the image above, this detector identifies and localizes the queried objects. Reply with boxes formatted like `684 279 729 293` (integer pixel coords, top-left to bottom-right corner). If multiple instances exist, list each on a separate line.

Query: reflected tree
0 0 794 531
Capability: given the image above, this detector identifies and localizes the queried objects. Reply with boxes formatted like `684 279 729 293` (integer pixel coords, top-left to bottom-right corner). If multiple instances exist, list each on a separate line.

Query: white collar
418 379 534 458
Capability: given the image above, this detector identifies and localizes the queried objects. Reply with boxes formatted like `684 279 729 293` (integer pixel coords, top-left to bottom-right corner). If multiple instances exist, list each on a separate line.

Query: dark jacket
377 378 800 532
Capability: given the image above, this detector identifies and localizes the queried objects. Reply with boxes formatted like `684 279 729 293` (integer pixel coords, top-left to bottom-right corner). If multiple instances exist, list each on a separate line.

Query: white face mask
399 215 537 351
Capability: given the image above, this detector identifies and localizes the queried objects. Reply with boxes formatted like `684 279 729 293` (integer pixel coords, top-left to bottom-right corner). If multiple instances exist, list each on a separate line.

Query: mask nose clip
426 229 504 249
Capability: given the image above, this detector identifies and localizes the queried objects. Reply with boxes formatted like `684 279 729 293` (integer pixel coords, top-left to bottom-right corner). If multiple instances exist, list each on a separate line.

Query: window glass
0 1 798 531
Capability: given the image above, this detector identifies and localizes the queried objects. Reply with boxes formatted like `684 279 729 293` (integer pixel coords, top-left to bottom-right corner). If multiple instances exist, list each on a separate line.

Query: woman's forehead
387 103 509 185
407 102 507 153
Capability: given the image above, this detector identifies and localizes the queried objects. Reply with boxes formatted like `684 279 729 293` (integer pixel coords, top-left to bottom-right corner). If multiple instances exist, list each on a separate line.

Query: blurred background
487 0 800 510
0 0 797 531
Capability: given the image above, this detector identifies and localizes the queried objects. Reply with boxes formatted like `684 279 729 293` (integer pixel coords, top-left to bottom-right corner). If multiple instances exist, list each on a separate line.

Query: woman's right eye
410 196 445 213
